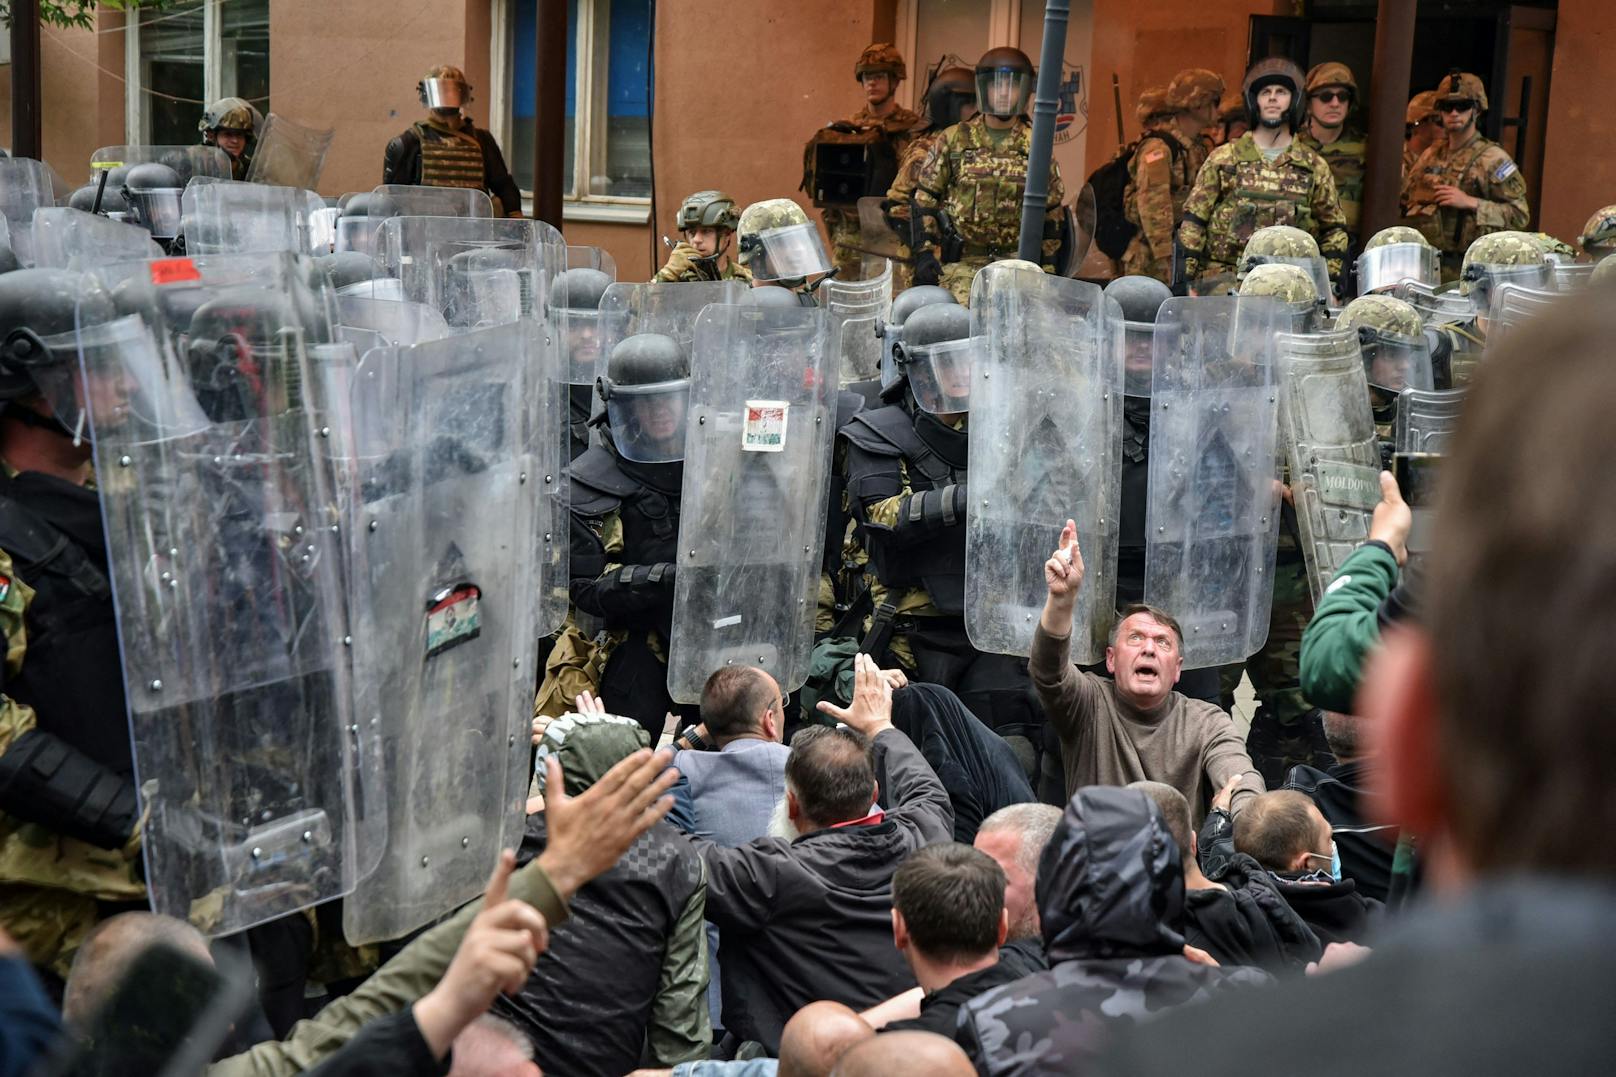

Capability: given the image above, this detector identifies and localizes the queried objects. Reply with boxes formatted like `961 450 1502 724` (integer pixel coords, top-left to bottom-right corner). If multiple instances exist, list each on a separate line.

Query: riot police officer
383 64 524 219
199 96 261 181
548 267 613 460
655 191 752 283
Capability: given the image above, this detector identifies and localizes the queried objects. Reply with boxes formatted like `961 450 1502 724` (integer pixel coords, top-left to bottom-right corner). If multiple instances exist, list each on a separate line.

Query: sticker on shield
742 400 789 452
425 582 482 657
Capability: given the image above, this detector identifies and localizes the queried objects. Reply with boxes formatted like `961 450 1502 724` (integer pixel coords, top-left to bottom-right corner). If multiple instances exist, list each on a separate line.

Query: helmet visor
605 378 689 462
125 188 184 240
1356 244 1439 295
905 336 982 414
335 216 380 256
337 277 406 302
1466 262 1549 313
1121 321 1154 397
976 68 1032 119
748 222 832 281
550 307 604 385
1359 329 1433 392
38 315 210 443
1241 254 1331 305
443 265 532 328
420 78 467 109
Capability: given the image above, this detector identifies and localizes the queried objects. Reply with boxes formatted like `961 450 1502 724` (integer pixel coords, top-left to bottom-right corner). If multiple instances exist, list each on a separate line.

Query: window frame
492 0 653 224
123 0 268 144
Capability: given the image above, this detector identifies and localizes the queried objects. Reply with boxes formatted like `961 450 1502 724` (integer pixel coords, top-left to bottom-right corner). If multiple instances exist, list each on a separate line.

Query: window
125 0 270 146
497 0 653 220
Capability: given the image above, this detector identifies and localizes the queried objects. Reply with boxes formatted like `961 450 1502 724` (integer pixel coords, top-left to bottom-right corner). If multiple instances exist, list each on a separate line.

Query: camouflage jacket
1399 130 1529 257
885 128 944 230
1298 124 1367 241
1177 132 1349 285
912 115 1065 270
653 241 753 284
1121 121 1205 282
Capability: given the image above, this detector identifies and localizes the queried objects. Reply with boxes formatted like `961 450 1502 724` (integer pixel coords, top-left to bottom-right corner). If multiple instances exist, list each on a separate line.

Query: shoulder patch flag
1493 159 1518 182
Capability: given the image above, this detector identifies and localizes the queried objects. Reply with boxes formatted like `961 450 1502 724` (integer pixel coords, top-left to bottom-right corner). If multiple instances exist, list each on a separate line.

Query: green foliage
2 0 171 32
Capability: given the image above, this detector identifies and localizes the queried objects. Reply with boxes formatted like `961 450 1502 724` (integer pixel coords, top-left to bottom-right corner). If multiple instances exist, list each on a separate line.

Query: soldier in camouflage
1578 205 1616 259
198 97 260 181
654 190 752 283
1337 293 1429 439
884 66 978 292
818 44 923 283
1356 224 1439 295
383 64 524 218
736 198 835 298
1403 91 1442 180
911 47 1066 304
1177 58 1349 298
1121 69 1223 283
1235 225 1331 302
1399 71 1529 282
1297 63 1367 250
1427 230 1548 385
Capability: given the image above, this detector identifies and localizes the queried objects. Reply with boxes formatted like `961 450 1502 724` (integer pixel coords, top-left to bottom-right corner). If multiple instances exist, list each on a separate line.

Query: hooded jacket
1183 852 1322 971
956 787 1269 1076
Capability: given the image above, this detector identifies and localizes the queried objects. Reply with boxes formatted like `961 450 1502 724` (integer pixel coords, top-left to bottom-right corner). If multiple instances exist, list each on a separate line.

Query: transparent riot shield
666 304 837 703
527 330 571 637
1551 262 1595 291
1278 328 1383 604
245 114 335 189
818 260 892 384
376 216 566 328
1143 297 1286 669
596 279 751 383
182 180 326 255
1061 183 1098 278
965 266 1123 663
1356 243 1438 296
337 295 451 347
0 158 62 266
1487 281 1559 347
1393 280 1472 325
368 184 494 220
31 207 161 269
90 145 232 184
73 255 372 936
566 244 618 276
1393 386 1466 455
340 322 538 943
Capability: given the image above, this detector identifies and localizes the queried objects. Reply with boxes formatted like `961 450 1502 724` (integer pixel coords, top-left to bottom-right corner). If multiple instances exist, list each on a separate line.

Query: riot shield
665 304 837 703
1393 280 1471 325
338 295 450 347
182 180 325 255
341 323 538 943
596 279 750 382
73 254 373 935
0 158 61 266
31 207 161 269
1356 243 1438 296
1061 184 1098 278
1142 297 1286 669
1551 262 1595 291
817 260 892 384
376 216 566 327
245 113 335 189
964 266 1123 663
566 244 618 276
527 330 571 637
368 184 494 220
90 145 232 184
1278 328 1382 604
1393 386 1466 454
1487 281 1559 347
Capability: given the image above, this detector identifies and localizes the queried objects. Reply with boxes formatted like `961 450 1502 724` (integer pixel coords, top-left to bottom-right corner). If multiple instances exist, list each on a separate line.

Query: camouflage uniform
1177 132 1349 291
1578 205 1616 259
912 115 1066 304
883 129 945 292
1298 125 1367 245
1337 293 1426 438
653 243 752 284
822 104 923 282
1121 120 1205 283
1399 74 1529 282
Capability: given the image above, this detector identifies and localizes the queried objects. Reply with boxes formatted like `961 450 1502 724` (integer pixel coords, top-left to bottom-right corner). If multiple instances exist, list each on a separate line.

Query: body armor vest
415 121 487 191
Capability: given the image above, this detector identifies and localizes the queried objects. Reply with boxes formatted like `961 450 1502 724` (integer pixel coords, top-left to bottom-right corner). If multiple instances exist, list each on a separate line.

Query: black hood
1038 786 1187 962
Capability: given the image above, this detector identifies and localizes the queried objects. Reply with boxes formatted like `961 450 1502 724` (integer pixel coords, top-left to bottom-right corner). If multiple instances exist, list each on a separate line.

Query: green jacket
1298 541 1400 713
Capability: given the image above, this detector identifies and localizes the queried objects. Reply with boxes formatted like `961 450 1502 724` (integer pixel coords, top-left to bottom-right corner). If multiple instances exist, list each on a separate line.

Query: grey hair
977 803 1062 875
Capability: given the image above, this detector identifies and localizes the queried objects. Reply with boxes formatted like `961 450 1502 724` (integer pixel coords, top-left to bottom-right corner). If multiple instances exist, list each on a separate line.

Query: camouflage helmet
1526 231 1580 262
1364 225 1433 252
198 97 260 135
1166 68 1225 113
1242 57 1307 130
1405 90 1439 127
1135 86 1172 128
1459 230 1547 296
1434 70 1487 112
855 43 906 83
1305 62 1357 98
1337 294 1423 339
675 190 740 233
1239 262 1319 303
1577 206 1616 256
737 198 810 246
1593 253 1616 287
1241 225 1319 262
736 198 830 281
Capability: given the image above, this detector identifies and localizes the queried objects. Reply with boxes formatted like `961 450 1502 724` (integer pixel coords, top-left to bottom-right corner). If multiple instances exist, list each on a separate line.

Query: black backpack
1087 134 1186 260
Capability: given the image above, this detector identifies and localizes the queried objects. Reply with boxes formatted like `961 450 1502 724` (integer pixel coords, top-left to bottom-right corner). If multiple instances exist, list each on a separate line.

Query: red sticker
149 258 201 285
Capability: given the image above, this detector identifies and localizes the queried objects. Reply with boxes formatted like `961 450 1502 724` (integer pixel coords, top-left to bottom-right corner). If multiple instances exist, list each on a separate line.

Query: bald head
63 912 212 1025
779 1000 875 1077
831 1030 975 1076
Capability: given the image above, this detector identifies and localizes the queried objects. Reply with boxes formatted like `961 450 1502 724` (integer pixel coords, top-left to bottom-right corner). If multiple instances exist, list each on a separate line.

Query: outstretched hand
1044 519 1085 602
816 652 895 737
538 747 677 899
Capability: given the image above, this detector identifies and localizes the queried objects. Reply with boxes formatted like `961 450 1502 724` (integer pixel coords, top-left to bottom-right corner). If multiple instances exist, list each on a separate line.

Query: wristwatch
677 728 710 752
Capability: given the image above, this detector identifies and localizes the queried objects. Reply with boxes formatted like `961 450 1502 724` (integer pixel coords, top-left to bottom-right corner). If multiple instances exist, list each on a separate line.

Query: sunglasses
1311 90 1351 104
1438 100 1475 113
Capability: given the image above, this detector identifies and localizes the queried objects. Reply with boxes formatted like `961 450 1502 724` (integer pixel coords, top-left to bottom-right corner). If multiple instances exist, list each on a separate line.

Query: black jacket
693 727 953 1052
1183 853 1322 972
1284 760 1401 903
302 1012 444 1077
884 938 1046 1037
1269 872 1380 946
381 122 523 219
957 788 1269 1076
889 682 1035 842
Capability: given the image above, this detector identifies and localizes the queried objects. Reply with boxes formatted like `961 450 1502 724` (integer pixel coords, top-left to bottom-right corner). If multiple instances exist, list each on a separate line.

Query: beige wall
1 21 116 191
1539 0 1614 243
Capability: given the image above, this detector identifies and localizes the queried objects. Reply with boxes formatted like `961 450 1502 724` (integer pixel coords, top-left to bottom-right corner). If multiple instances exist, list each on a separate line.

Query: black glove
0 729 138 850
912 250 943 287
589 562 678 620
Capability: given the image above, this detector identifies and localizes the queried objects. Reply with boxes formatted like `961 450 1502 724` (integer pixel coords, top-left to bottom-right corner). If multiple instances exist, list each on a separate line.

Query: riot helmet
1105 275 1172 398
974 47 1034 121
68 183 128 216
1238 262 1322 332
185 288 313 422
737 199 832 285
923 66 978 131
898 301 975 415
597 332 690 463
1238 225 1329 300
879 285 956 396
122 162 185 241
1459 230 1548 314
1336 294 1432 395
0 267 137 442
316 251 402 300
549 267 613 384
1357 226 1439 295
744 284 810 308
418 64 472 112
1242 57 1306 131
443 245 534 326
1578 205 1616 258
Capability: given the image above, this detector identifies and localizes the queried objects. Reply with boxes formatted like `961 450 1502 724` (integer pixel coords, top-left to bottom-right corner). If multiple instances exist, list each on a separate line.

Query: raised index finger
484 847 517 907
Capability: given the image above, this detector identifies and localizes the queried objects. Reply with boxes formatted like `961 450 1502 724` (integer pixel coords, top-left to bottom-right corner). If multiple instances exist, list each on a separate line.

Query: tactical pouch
804 127 900 209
